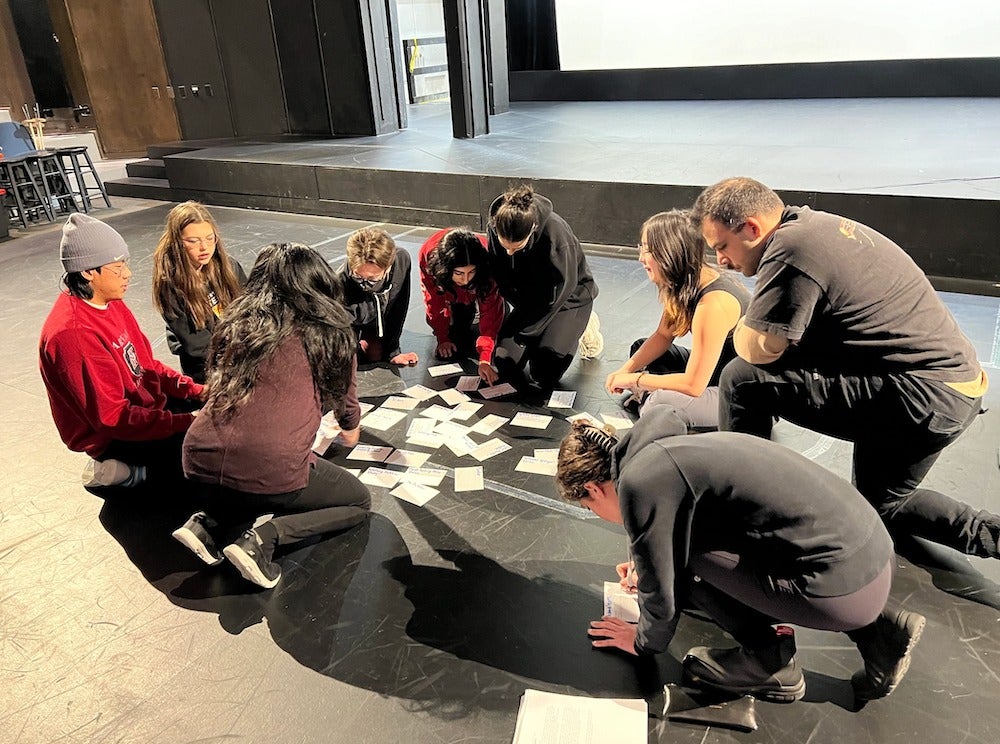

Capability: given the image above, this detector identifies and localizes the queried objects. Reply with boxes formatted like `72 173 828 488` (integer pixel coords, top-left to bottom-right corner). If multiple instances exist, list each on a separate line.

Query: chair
0 121 78 223
0 158 53 227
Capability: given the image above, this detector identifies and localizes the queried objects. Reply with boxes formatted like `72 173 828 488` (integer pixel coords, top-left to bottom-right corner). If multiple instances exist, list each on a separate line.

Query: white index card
470 414 508 435
418 404 455 421
401 384 438 401
400 467 448 487
547 390 577 408
385 449 431 468
428 362 464 377
534 448 559 462
454 466 484 492
390 481 438 506
600 413 634 431
449 401 483 420
360 407 407 432
604 581 640 623
347 444 393 462
381 395 419 411
515 456 558 476
478 382 517 399
470 438 512 462
437 387 470 406
359 466 401 488
510 412 553 429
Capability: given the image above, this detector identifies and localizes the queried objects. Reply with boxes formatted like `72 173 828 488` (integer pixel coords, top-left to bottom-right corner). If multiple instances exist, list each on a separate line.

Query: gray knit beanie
59 214 130 273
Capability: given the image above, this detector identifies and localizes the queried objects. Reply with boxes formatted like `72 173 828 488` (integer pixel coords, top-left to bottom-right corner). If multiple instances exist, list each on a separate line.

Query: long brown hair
641 210 707 337
490 184 536 242
152 202 242 329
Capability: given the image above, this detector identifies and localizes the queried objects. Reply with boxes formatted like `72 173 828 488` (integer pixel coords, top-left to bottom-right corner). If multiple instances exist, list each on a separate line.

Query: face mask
350 269 389 293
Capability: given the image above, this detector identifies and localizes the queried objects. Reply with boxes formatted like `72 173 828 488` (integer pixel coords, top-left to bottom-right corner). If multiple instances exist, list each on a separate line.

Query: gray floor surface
2 200 999 743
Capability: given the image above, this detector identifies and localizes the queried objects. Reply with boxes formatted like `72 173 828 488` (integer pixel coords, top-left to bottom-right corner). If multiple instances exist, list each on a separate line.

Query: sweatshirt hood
610 407 687 484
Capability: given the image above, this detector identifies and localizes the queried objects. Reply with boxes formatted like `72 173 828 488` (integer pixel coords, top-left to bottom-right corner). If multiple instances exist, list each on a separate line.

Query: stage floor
179 98 1000 199
3 202 999 743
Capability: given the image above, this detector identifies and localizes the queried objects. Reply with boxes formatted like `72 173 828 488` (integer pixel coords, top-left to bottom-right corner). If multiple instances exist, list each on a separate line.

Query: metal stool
23 151 78 217
52 146 112 213
0 157 53 227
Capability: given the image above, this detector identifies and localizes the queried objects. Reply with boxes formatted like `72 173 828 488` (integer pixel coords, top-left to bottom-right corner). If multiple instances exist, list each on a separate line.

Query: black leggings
200 458 371 547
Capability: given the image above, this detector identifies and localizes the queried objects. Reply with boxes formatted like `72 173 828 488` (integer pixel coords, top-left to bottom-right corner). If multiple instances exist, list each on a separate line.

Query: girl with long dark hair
177 243 370 589
152 201 246 383
486 184 600 390
419 227 504 384
604 210 749 429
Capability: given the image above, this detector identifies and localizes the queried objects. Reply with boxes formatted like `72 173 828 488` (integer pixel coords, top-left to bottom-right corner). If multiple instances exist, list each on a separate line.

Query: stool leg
15 161 53 222
49 158 78 214
2 166 30 229
63 154 90 213
81 149 112 208
26 160 55 221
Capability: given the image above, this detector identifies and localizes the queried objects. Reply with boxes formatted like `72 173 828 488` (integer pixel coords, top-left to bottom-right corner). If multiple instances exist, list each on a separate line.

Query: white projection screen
554 0 1000 70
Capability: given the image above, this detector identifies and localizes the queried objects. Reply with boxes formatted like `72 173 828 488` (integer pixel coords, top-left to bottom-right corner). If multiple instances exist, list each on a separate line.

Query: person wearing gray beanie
39 214 205 490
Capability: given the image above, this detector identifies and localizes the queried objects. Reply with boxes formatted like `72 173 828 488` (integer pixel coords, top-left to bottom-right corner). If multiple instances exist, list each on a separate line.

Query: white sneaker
81 458 134 487
578 311 604 359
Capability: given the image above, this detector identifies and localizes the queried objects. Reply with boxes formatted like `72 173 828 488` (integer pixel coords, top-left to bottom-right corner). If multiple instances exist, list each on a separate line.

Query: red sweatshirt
418 228 504 364
39 292 203 458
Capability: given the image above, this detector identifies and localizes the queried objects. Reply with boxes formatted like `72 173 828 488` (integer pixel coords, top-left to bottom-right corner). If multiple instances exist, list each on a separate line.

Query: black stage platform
3 203 999 743
106 99 1000 295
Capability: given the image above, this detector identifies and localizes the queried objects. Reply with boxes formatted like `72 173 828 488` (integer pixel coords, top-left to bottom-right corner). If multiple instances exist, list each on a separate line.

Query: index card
534 448 559 462
428 362 464 377
547 390 577 408
360 466 401 488
358 401 375 416
444 435 478 457
600 413 634 431
456 375 481 392
470 414 508 435
418 404 455 421
470 438 512 462
390 481 438 506
515 456 558 476
406 418 436 437
435 420 473 439
604 581 640 623
399 467 447 487
401 384 438 401
385 448 431 468
360 407 407 432
347 444 393 462
510 412 553 429
344 468 362 477
454 466 484 492
449 401 483 420
312 411 342 454
478 382 517 399
566 411 603 427
381 395 419 411
437 387 470 406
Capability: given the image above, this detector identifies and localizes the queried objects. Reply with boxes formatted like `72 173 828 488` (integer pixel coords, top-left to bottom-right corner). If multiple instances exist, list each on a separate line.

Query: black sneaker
683 628 805 703
973 514 1000 558
851 609 926 702
223 529 281 589
172 511 224 566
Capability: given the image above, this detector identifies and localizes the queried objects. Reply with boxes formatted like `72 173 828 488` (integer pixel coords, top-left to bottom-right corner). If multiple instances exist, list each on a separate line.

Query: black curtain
506 0 559 71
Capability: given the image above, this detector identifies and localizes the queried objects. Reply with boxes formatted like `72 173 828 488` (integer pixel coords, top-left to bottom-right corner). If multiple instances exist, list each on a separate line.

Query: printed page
547 390 577 408
515 456 557 476
511 689 646 744
510 412 553 429
428 362 464 377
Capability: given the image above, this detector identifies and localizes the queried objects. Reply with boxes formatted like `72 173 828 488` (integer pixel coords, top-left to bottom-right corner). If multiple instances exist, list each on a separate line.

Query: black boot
972 512 1000 558
682 625 806 703
847 609 925 702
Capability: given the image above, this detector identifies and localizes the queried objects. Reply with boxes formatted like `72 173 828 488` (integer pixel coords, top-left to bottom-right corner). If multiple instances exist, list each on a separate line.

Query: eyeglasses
182 234 217 247
103 259 130 277
349 268 388 290
636 242 650 255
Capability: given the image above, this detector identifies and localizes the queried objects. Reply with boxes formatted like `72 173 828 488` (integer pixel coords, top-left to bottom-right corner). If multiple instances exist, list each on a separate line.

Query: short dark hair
691 177 784 229
62 269 98 300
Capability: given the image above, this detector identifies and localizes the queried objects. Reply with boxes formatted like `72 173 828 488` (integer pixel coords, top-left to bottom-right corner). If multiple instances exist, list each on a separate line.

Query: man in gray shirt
692 176 997 560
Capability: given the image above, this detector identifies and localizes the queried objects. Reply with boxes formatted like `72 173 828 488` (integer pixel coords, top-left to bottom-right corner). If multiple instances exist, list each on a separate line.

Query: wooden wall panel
0 0 33 119
61 0 179 155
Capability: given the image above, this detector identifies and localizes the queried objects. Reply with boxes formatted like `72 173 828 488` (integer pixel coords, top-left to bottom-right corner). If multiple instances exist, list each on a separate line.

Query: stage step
126 158 166 179
105 176 178 201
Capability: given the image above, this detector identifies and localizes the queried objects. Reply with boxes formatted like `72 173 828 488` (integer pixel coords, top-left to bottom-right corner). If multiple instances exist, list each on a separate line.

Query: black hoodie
611 408 892 655
486 193 597 339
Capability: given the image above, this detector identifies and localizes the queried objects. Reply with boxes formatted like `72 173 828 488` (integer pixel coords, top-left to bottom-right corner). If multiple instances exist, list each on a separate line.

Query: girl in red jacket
419 228 504 385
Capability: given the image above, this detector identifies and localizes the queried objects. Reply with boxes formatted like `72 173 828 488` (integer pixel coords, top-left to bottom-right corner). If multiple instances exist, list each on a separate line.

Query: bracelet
636 372 646 388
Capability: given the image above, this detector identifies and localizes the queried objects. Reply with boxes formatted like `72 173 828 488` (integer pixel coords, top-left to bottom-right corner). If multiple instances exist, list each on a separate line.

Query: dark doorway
8 0 73 110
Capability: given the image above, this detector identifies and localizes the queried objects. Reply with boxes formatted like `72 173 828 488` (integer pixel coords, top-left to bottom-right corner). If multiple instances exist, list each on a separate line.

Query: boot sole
683 668 806 704
854 612 926 701
171 526 224 566
223 544 280 589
